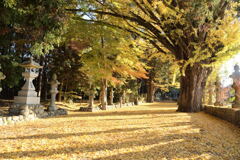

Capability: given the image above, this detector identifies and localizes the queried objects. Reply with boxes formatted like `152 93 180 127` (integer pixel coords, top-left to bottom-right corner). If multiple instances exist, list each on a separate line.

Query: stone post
223 87 231 105
214 78 224 106
48 74 60 111
207 82 215 105
0 66 5 93
230 64 240 108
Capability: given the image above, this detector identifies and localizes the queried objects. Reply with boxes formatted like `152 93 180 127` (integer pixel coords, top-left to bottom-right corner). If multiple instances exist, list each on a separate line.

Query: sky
219 53 240 87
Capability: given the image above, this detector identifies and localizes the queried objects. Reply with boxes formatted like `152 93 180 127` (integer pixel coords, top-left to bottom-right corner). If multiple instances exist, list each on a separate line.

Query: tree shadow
49 102 179 118
98 116 190 122
55 109 179 119
0 130 232 160
0 130 210 160
1 102 239 159
145 103 177 108
0 127 150 140
1 121 193 141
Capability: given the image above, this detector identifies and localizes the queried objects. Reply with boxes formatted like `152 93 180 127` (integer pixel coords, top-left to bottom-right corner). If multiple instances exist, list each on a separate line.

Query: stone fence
79 102 136 112
0 102 137 125
204 105 240 126
0 105 67 126
0 113 37 126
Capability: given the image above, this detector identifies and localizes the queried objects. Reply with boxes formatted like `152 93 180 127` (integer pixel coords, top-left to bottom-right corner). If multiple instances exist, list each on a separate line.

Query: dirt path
0 103 239 160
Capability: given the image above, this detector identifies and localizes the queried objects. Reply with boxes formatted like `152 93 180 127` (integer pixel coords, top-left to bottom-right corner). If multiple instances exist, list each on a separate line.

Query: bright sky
219 53 240 87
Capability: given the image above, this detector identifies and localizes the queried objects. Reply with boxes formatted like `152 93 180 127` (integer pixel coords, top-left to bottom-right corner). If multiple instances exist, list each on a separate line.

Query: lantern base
14 96 40 105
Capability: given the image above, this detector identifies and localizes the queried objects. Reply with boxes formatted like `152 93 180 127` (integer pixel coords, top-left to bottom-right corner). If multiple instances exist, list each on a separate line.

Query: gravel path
0 102 239 160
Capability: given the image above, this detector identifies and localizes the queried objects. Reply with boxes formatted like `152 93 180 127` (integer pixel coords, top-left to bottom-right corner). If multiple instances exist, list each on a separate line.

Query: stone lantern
14 57 42 105
0 65 5 93
230 64 240 108
48 74 60 111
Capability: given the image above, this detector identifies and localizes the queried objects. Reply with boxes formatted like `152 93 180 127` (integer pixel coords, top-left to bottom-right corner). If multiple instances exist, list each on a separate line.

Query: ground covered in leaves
0 102 240 160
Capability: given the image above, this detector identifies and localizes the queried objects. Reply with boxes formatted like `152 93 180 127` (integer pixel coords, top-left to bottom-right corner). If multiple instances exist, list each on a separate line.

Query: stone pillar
223 87 231 105
207 82 215 105
230 64 240 108
0 66 5 93
48 74 60 111
214 78 224 106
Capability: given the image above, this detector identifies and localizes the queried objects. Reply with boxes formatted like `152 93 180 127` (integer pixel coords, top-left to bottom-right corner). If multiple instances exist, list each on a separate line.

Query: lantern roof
20 57 42 69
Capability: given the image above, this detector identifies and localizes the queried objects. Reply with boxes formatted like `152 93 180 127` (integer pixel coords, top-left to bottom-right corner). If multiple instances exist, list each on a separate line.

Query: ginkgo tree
143 46 179 103
68 0 240 112
65 18 147 109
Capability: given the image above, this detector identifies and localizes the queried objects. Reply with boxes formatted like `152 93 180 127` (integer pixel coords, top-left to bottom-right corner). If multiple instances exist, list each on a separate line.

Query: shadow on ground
0 102 239 159
0 131 211 159
55 103 178 118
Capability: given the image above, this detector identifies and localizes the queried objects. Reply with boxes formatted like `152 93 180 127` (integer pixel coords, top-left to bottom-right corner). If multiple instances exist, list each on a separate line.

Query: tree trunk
100 79 107 110
63 80 68 102
202 88 207 105
37 56 44 97
177 64 212 112
37 68 43 97
109 87 114 105
44 73 48 101
41 60 48 101
119 96 123 108
122 90 126 104
172 68 177 85
88 90 94 108
134 97 139 105
147 78 155 103
58 82 63 102
88 94 94 108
